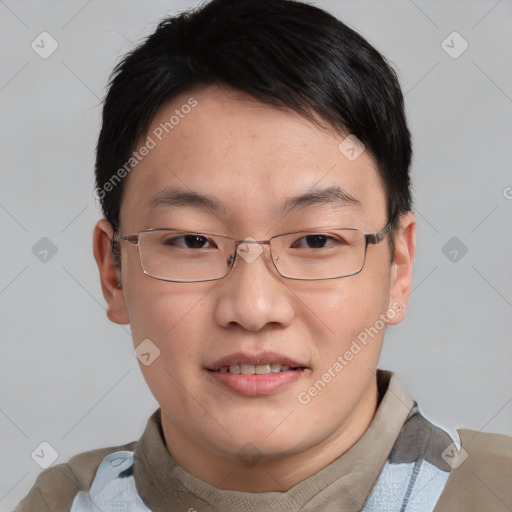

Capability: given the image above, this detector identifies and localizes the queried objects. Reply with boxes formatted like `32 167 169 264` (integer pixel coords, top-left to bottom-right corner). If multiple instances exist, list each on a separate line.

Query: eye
290 233 345 249
163 234 217 249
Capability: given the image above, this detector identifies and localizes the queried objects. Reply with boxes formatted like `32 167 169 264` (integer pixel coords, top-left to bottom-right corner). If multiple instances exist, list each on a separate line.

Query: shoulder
14 441 137 512
434 429 512 512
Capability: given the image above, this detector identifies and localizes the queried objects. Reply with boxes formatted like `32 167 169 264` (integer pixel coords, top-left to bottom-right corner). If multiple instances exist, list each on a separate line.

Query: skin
93 83 416 492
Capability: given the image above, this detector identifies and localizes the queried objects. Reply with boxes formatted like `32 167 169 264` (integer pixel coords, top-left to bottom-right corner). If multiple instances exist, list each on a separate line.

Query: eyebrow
148 188 222 213
146 185 361 215
280 185 361 216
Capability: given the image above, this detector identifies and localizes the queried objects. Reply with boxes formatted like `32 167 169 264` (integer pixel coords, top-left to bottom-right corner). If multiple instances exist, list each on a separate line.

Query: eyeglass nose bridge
226 238 280 274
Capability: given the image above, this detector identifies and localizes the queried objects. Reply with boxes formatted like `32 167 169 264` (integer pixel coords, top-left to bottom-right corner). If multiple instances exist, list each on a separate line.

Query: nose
213 242 295 332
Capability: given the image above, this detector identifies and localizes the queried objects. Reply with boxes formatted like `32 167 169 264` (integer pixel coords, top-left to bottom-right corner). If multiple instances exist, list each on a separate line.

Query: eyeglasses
111 223 392 282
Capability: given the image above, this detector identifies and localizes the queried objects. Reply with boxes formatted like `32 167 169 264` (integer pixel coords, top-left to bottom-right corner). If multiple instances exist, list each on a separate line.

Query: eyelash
163 233 344 249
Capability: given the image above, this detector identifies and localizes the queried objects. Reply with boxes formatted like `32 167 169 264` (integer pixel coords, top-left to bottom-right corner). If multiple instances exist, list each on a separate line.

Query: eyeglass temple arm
365 222 393 245
112 233 139 244
110 233 139 260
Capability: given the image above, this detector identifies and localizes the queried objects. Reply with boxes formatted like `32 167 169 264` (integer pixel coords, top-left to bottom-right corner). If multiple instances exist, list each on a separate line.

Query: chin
227 422 307 452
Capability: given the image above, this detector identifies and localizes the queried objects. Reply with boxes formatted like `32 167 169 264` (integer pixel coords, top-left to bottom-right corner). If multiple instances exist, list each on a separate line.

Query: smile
211 363 303 374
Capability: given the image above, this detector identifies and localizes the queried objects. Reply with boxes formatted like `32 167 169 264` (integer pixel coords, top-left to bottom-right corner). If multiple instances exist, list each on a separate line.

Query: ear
387 211 416 325
92 219 130 325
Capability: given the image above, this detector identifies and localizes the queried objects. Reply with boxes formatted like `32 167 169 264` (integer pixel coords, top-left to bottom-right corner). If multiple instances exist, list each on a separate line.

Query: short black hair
96 0 412 237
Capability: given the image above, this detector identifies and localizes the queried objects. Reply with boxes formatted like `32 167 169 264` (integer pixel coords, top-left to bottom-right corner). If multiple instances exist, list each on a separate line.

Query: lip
206 351 308 371
206 367 307 396
205 351 309 397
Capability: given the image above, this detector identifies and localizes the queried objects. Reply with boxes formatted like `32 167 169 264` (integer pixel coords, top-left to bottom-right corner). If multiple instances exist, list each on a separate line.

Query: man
16 0 511 510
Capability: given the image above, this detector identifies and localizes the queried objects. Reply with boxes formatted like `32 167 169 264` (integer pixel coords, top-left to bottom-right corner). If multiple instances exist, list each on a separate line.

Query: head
93 0 415 482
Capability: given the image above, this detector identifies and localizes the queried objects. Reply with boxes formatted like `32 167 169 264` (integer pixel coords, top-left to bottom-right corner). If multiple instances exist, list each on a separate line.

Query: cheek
304 259 391 367
125 273 220 358
122 255 213 345
315 272 390 335
125 278 214 411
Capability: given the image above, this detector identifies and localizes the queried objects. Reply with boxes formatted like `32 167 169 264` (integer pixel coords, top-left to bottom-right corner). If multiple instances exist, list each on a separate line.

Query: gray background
1 0 511 509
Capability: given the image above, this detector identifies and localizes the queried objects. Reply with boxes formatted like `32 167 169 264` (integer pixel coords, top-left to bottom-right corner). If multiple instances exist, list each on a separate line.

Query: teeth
256 364 271 375
216 363 297 374
240 364 255 375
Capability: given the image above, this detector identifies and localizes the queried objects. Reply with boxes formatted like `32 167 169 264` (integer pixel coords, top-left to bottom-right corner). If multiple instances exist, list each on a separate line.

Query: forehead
119 84 387 231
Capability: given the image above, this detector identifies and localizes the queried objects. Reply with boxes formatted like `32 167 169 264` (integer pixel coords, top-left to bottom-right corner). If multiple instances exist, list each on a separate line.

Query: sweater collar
133 369 414 511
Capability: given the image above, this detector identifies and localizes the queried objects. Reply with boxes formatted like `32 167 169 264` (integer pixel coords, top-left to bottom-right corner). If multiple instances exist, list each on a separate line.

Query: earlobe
387 212 416 326
92 219 130 325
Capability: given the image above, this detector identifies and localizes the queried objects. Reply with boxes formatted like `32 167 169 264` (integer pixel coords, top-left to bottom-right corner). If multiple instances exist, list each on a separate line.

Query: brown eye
163 234 215 249
290 234 345 249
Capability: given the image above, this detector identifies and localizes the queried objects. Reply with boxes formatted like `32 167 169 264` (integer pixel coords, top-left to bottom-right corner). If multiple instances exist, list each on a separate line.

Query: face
94 84 415 477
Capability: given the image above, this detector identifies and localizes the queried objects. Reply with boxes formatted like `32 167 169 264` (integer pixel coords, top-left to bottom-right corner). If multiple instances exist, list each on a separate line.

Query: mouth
205 352 309 396
209 363 305 375
206 351 309 374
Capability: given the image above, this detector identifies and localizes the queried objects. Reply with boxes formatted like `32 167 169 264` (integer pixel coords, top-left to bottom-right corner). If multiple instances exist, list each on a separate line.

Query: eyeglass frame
111 222 393 283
